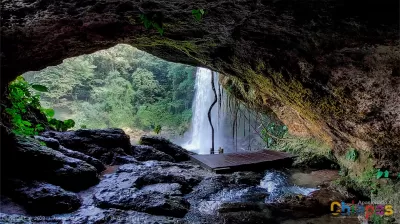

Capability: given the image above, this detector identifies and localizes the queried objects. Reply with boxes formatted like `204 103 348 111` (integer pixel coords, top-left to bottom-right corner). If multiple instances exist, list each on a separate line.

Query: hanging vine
208 72 218 153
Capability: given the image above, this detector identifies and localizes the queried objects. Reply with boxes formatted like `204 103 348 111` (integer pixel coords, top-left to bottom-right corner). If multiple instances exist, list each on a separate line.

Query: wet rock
55 146 106 173
94 189 190 218
131 145 175 162
134 172 202 194
3 180 81 215
41 129 132 165
218 202 264 213
218 202 276 224
141 183 183 196
34 136 106 172
34 136 60 150
139 136 191 162
229 172 264 186
113 155 139 165
186 176 230 200
64 207 183 224
2 137 99 191
266 186 356 221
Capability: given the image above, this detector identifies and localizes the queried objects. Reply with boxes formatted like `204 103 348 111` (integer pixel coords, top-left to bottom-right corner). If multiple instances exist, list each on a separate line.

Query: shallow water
195 169 319 215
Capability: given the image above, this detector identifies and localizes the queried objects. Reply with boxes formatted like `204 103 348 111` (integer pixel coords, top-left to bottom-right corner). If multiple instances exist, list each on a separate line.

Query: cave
1 0 399 223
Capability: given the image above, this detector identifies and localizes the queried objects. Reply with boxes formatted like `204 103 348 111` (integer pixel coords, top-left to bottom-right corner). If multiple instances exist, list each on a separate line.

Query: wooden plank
189 150 295 173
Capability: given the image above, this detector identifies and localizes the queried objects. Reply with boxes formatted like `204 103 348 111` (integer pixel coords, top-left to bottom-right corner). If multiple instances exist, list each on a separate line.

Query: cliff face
1 0 399 171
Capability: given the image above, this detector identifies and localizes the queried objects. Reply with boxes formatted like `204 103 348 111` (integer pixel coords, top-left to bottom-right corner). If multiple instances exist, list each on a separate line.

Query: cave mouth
21 44 198 144
18 44 272 154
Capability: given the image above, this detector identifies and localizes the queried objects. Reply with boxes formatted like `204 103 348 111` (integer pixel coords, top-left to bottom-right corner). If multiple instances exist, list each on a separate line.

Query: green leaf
192 10 203 21
63 119 75 129
42 108 55 118
21 120 32 126
384 170 389 178
377 170 384 179
199 9 205 15
31 84 49 92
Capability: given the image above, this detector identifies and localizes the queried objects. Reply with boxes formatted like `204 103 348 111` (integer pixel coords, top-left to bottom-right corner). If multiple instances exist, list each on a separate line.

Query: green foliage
154 125 162 134
5 76 45 136
30 84 49 92
139 13 164 35
23 44 196 137
49 118 75 131
41 108 55 118
192 9 206 21
261 123 288 147
345 148 359 162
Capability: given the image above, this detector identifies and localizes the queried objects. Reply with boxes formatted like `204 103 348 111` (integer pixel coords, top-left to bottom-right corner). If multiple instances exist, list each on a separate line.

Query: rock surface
41 129 132 165
0 157 358 223
139 135 191 162
2 137 99 192
131 145 175 162
1 0 399 173
35 135 106 172
2 180 81 216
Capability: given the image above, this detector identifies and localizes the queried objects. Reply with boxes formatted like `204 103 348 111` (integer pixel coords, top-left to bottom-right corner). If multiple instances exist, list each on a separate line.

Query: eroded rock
131 145 175 162
139 136 191 162
41 129 132 165
94 189 190 218
2 180 81 215
2 137 99 192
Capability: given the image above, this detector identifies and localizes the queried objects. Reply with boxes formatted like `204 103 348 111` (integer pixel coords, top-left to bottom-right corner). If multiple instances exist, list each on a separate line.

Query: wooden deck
189 150 296 173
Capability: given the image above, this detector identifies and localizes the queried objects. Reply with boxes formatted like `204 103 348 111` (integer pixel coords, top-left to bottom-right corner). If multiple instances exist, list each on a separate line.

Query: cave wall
1 0 400 171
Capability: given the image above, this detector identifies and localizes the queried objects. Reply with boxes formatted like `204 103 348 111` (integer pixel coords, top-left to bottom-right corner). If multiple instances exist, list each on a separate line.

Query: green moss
135 36 208 64
270 136 338 169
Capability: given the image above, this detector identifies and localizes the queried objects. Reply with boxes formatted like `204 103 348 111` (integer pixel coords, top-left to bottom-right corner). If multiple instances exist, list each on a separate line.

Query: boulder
94 189 190 218
2 137 99 192
34 136 106 172
131 145 175 162
141 183 183 196
134 172 202 194
55 146 106 173
139 136 191 162
229 172 264 186
218 202 276 224
3 180 81 215
41 129 132 164
34 136 60 150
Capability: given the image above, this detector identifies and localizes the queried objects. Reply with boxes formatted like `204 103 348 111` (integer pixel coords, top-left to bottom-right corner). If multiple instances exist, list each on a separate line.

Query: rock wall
1 0 399 171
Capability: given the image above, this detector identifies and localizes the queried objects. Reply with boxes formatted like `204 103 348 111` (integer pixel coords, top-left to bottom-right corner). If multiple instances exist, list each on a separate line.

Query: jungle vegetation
23 44 196 136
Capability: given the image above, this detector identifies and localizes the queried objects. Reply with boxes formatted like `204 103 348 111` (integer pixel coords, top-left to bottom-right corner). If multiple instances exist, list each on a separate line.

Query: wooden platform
189 150 296 173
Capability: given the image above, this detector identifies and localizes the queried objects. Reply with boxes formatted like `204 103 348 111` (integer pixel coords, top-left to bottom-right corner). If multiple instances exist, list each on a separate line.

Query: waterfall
182 68 226 154
181 67 264 154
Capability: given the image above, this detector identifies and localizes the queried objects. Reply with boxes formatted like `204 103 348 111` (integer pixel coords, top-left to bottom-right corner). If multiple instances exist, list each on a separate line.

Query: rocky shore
0 129 355 223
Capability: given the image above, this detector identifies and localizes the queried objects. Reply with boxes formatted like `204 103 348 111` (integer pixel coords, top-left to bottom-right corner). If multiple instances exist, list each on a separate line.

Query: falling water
182 68 226 154
181 67 265 154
